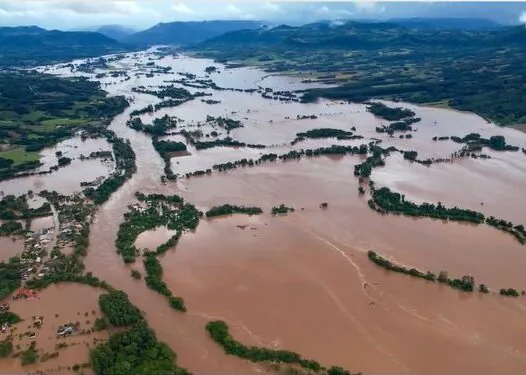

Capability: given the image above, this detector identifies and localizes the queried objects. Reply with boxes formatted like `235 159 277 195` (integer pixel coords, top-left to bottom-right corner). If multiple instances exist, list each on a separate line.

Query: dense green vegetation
153 138 187 154
205 115 243 131
0 311 22 325
272 204 295 216
192 21 526 125
99 290 142 327
368 186 526 244
0 71 128 180
131 269 142 280
0 194 51 220
0 258 22 300
205 204 263 218
91 290 190 375
500 288 520 297
0 221 22 236
127 114 179 136
295 128 356 141
450 133 519 152
367 102 416 121
91 321 189 375
206 320 357 374
0 338 13 358
20 342 39 365
367 251 522 296
354 145 387 178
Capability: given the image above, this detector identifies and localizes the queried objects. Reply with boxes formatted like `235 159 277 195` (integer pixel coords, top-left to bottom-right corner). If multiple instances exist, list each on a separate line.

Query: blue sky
0 1 525 30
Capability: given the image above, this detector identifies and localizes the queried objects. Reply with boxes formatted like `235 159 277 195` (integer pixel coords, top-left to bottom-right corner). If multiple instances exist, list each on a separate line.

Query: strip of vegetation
450 133 519 152
368 186 526 244
183 144 370 179
206 320 358 375
205 204 263 218
143 254 187 312
83 131 137 205
353 145 388 178
368 250 521 296
193 137 265 150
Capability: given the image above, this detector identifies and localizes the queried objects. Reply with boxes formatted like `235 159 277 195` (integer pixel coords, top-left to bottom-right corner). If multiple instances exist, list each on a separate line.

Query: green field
0 71 128 179
0 148 40 166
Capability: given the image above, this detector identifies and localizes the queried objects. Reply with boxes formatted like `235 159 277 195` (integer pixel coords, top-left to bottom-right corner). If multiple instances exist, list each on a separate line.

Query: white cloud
225 4 242 15
520 11 526 24
353 1 386 14
261 2 282 13
317 6 330 14
172 3 194 15
0 0 156 16
223 3 254 19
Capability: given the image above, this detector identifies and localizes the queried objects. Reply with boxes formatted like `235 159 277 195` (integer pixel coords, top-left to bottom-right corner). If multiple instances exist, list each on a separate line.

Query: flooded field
0 284 110 374
0 136 114 197
0 48 525 374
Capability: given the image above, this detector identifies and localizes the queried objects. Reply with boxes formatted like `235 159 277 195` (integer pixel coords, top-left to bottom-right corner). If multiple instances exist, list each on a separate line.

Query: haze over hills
124 20 264 46
95 25 138 41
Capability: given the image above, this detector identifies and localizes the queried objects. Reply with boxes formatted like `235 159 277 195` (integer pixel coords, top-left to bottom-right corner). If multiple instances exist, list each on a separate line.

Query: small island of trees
205 204 263 218
368 251 521 297
272 204 295 215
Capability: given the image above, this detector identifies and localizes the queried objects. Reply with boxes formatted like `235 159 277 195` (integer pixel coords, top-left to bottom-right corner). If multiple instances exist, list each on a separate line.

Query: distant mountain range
0 17 515 68
385 17 503 31
194 19 523 55
0 26 134 67
123 20 263 46
96 25 137 41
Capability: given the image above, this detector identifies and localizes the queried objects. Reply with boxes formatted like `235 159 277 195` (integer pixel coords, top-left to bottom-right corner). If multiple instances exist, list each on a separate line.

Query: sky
0 1 525 30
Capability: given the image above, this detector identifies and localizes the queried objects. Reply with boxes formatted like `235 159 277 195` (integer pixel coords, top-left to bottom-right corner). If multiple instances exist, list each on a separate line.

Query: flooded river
1 49 526 374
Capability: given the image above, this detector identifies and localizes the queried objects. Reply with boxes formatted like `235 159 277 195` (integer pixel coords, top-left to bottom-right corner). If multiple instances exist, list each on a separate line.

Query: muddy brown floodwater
1 49 526 374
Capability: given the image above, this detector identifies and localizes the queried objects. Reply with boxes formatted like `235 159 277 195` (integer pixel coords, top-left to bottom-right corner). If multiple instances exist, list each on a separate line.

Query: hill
96 25 137 41
0 26 135 67
387 17 503 31
191 21 526 125
124 20 263 46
